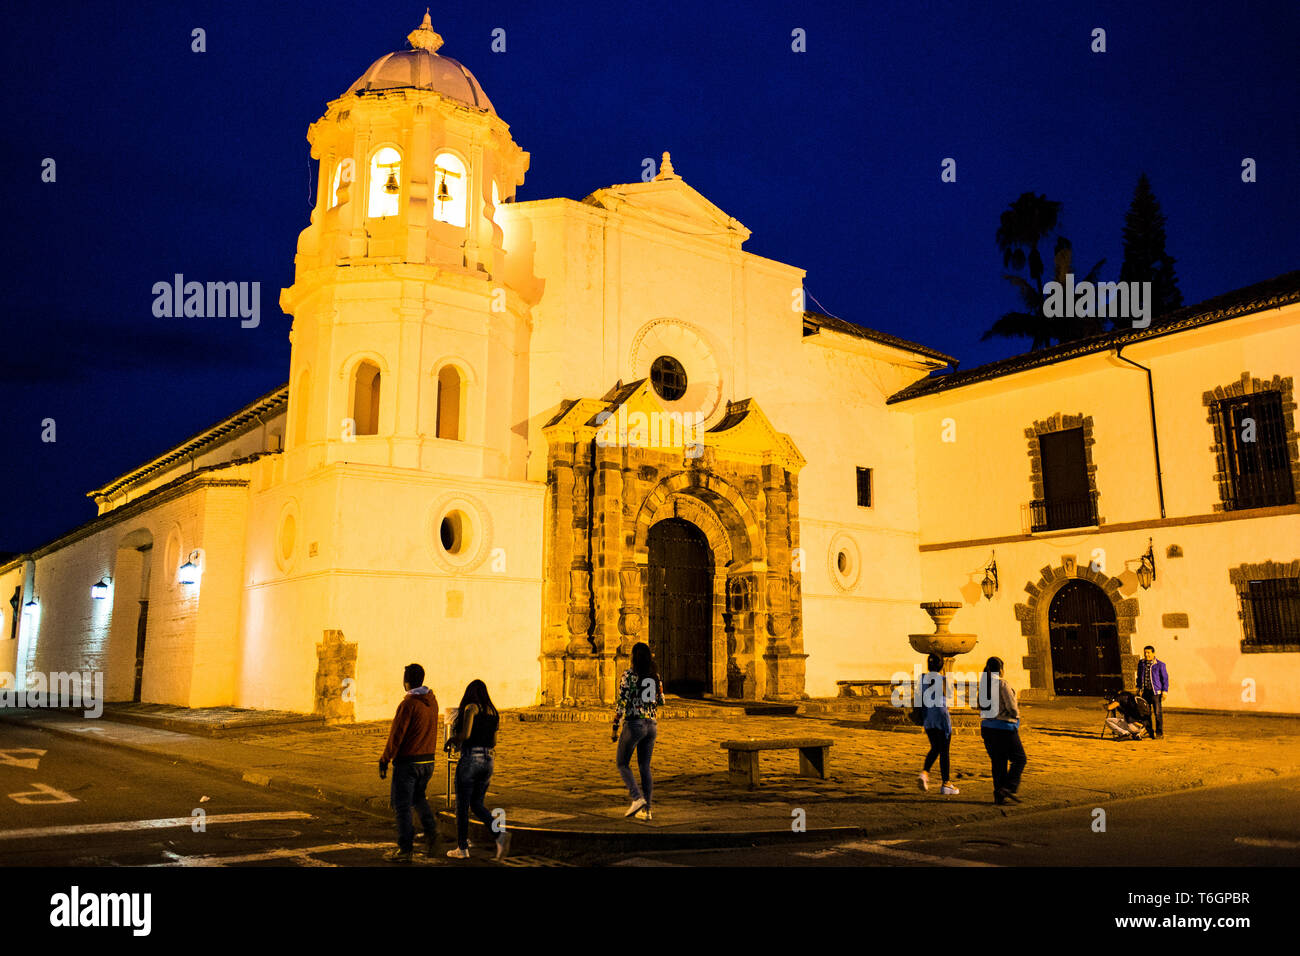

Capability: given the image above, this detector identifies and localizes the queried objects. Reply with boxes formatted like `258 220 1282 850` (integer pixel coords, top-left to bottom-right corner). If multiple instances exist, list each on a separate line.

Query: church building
4 16 1297 718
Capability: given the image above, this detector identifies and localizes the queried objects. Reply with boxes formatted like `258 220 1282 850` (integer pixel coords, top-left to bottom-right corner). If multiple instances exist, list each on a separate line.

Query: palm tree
983 192 1105 349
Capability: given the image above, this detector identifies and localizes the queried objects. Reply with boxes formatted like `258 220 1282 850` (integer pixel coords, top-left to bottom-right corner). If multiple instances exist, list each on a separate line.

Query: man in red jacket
379 663 440 862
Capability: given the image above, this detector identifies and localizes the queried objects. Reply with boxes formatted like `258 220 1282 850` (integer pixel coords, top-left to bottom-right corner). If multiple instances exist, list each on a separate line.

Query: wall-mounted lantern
981 551 999 600
1136 538 1157 590
91 577 112 600
178 549 203 586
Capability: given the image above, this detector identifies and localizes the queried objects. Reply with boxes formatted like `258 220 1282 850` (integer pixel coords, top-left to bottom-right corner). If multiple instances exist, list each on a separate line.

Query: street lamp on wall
981 551 999 600
178 549 203 586
91 577 111 600
1136 538 1157 590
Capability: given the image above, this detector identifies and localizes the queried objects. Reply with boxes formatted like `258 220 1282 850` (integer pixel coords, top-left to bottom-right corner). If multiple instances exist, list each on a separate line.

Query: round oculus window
439 511 467 555
649 355 688 401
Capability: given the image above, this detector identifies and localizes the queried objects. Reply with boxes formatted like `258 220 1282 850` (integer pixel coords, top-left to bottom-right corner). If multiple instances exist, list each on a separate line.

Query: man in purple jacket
1135 645 1169 739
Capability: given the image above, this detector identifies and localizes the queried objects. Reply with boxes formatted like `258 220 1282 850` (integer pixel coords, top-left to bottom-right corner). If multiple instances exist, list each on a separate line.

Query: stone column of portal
564 443 595 703
541 442 575 705
617 462 646 662
784 470 807 694
761 463 799 699
593 447 624 703
405 104 431 264
711 569 728 696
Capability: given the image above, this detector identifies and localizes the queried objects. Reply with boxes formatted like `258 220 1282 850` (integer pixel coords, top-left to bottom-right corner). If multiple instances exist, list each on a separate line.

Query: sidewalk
4 700 1298 855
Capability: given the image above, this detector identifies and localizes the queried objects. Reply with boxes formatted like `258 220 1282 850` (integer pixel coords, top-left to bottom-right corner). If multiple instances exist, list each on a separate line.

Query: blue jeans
455 747 496 850
390 760 437 852
616 718 657 806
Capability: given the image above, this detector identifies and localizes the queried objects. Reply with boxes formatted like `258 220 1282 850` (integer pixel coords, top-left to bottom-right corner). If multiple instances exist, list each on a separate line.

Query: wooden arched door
1048 580 1122 696
647 518 713 697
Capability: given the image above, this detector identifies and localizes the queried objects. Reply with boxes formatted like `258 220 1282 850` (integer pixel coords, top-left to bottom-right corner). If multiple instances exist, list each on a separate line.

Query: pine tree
1118 173 1183 326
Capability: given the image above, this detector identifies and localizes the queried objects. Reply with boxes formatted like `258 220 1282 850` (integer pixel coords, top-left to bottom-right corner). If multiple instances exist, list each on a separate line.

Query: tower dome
346 12 494 112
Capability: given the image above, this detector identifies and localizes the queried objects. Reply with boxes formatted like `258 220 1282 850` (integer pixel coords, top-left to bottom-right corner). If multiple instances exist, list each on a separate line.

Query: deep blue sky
3 0 1297 552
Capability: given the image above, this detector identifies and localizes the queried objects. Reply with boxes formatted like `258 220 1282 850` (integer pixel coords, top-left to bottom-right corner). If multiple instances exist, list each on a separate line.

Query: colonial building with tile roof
3 17 1296 717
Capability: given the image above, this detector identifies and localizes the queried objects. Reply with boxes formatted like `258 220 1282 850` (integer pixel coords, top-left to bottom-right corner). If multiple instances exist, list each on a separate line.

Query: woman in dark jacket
612 642 664 821
445 679 510 860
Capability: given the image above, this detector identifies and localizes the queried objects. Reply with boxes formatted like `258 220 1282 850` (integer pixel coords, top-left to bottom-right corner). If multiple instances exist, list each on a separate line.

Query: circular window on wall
439 511 467 555
828 532 862 593
275 500 301 573
649 355 688 401
427 495 492 572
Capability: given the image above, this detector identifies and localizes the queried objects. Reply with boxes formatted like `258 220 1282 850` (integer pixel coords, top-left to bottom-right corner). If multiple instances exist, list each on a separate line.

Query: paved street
603 775 1300 866
0 723 558 867
3 698 1298 866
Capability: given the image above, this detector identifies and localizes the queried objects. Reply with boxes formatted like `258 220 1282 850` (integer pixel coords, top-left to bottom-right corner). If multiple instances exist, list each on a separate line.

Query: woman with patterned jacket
612 642 664 820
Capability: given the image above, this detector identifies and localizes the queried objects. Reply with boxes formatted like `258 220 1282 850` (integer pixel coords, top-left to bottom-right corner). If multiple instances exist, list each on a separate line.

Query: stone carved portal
540 380 807 705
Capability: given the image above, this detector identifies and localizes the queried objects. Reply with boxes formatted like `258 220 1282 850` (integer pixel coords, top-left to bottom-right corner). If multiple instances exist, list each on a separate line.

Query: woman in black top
446 679 509 860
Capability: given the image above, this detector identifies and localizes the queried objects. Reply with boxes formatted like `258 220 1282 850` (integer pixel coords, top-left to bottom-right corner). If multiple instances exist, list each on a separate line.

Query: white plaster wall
238 465 544 719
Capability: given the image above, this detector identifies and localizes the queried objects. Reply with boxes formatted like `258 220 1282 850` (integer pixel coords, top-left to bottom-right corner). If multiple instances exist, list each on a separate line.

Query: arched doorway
1048 580 1122 696
647 518 713 697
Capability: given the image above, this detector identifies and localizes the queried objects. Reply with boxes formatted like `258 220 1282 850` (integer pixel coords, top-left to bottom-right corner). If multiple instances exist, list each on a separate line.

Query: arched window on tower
436 366 463 440
352 362 382 436
367 147 402 219
432 152 467 227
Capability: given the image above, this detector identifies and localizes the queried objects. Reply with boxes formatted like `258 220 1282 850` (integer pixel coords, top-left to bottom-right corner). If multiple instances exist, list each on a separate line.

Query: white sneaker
918 771 929 792
635 808 653 821
625 797 647 817
941 783 960 795
445 847 470 859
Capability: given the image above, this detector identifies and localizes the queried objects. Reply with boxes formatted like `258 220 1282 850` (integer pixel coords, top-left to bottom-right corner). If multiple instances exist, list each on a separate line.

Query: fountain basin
909 633 978 656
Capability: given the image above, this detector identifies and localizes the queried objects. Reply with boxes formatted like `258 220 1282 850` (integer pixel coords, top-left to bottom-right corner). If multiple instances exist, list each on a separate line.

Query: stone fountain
909 601 978 668
868 600 984 734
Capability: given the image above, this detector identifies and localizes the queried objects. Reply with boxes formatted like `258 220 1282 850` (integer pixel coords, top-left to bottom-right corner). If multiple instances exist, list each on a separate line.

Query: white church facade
4 17 1298 719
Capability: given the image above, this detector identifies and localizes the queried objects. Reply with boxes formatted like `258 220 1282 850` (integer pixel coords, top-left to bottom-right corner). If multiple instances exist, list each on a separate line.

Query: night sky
4 0 1297 553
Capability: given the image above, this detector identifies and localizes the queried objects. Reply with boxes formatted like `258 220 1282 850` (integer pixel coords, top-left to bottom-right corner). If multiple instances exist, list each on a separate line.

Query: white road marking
0 810 313 841
7 782 78 805
837 840 999 867
0 748 47 770
611 857 688 867
1235 836 1300 849
793 848 843 859
149 842 391 867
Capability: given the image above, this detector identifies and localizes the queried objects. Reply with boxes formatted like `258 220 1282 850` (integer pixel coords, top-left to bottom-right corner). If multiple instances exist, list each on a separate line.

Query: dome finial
654 151 677 180
408 9 444 54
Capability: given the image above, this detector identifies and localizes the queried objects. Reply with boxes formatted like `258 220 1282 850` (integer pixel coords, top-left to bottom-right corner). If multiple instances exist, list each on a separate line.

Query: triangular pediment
543 381 803 472
583 173 751 247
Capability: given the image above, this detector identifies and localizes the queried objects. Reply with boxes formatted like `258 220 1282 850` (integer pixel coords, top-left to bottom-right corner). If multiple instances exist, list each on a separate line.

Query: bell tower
279 13 531 479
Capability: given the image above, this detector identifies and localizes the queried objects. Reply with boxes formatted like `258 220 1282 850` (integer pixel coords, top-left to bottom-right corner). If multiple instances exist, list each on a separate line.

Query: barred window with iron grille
1215 391 1296 510
1240 577 1300 652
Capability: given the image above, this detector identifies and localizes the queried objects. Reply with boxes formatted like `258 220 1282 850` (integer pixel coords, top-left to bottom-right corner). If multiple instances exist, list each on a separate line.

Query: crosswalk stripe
150 842 392 867
1235 836 1300 849
837 840 999 867
0 811 313 841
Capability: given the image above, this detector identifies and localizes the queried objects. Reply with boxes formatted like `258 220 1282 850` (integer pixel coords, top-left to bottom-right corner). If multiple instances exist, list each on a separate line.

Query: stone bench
719 737 834 789
836 680 894 699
